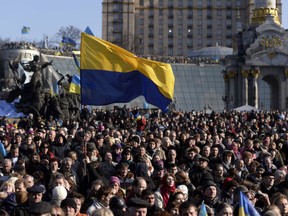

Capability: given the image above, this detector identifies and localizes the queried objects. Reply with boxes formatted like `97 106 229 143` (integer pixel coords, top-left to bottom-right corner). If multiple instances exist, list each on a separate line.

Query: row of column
225 67 260 109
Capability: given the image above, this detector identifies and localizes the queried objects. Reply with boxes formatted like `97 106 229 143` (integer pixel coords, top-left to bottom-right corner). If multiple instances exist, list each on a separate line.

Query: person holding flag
198 202 208 216
237 190 261 216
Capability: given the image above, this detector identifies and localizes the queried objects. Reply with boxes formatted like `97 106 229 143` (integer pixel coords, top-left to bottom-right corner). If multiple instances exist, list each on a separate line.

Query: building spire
251 0 280 25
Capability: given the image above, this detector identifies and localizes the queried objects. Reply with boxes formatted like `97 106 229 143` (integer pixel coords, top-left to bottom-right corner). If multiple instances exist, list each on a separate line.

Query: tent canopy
233 104 260 112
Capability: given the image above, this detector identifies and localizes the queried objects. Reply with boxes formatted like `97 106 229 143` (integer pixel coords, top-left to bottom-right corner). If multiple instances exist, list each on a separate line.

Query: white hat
177 184 189 200
51 186 67 205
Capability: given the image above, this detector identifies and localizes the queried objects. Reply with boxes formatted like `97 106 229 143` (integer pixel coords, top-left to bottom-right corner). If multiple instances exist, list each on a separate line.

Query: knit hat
109 176 120 185
177 185 188 198
114 143 123 149
153 160 164 170
202 180 217 192
51 186 68 205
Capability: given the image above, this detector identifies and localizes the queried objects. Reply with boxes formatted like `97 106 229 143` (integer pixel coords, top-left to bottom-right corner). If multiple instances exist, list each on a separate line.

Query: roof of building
188 45 233 60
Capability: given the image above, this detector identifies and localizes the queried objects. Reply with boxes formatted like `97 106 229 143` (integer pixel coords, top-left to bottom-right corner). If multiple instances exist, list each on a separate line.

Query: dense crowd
1 41 222 65
0 107 287 216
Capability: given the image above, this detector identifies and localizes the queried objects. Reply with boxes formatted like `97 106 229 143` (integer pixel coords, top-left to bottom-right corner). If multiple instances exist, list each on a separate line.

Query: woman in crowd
155 173 176 209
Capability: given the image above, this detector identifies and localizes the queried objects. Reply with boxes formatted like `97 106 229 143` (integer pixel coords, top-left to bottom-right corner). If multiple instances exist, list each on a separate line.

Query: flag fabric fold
72 53 80 70
69 75 81 94
84 26 94 36
239 191 260 216
21 26 30 34
80 33 175 112
198 202 208 216
61 37 77 47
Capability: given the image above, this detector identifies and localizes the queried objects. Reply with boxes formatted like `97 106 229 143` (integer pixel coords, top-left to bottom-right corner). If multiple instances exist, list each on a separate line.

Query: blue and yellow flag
72 53 80 70
80 33 175 112
198 202 208 216
239 191 260 216
69 75 81 94
61 36 76 47
21 26 30 34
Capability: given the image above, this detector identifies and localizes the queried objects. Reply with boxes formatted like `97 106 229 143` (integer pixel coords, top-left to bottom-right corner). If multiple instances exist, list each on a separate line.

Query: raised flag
80 33 175 112
21 26 30 34
61 36 77 47
198 202 208 216
239 191 260 216
84 26 94 36
69 75 80 94
72 53 80 70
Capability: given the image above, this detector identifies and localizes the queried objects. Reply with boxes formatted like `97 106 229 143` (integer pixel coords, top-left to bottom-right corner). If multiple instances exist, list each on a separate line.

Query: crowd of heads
0 107 286 216
1 42 37 50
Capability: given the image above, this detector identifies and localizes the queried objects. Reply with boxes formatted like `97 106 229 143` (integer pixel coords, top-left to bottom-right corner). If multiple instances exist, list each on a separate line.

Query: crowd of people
1 41 222 65
0 107 287 216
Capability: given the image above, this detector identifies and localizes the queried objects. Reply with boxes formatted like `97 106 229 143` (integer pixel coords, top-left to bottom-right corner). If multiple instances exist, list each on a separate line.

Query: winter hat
202 180 217 192
51 186 68 206
109 176 120 186
177 184 189 200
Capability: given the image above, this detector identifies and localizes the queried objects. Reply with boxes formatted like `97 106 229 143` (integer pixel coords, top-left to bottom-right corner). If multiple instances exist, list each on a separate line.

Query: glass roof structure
47 54 226 112
188 46 233 60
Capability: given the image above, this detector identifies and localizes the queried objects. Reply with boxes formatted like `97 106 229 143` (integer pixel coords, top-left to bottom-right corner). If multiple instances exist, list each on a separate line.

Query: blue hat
114 143 122 149
27 184 45 194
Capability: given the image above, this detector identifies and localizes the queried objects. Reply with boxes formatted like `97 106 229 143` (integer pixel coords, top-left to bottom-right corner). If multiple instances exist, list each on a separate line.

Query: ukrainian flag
239 191 260 216
198 202 208 216
72 53 80 71
69 75 81 94
21 26 30 34
80 33 175 112
84 26 94 36
61 36 77 47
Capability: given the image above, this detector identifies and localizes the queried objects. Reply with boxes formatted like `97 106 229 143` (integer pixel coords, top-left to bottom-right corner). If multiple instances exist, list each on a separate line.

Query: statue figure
6 54 80 122
6 55 52 117
20 55 52 91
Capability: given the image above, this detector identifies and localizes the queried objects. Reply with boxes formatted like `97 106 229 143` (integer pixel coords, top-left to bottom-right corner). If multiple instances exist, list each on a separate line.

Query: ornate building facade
224 0 288 110
102 0 282 57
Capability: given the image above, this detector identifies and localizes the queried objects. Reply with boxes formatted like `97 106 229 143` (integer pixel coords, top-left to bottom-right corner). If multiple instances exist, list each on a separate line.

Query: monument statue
6 55 81 121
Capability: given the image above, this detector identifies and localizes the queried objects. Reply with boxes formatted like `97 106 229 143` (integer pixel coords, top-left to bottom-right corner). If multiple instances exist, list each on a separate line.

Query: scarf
160 176 176 208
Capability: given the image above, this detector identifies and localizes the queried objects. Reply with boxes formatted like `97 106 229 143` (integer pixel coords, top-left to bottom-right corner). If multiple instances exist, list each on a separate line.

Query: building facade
224 0 288 111
102 0 282 57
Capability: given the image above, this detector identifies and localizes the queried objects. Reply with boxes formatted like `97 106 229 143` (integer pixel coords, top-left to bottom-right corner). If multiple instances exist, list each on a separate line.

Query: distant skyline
0 1 287 43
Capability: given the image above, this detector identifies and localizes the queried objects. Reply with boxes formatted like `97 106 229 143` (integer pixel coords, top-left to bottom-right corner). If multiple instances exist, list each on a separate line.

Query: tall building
102 0 282 57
